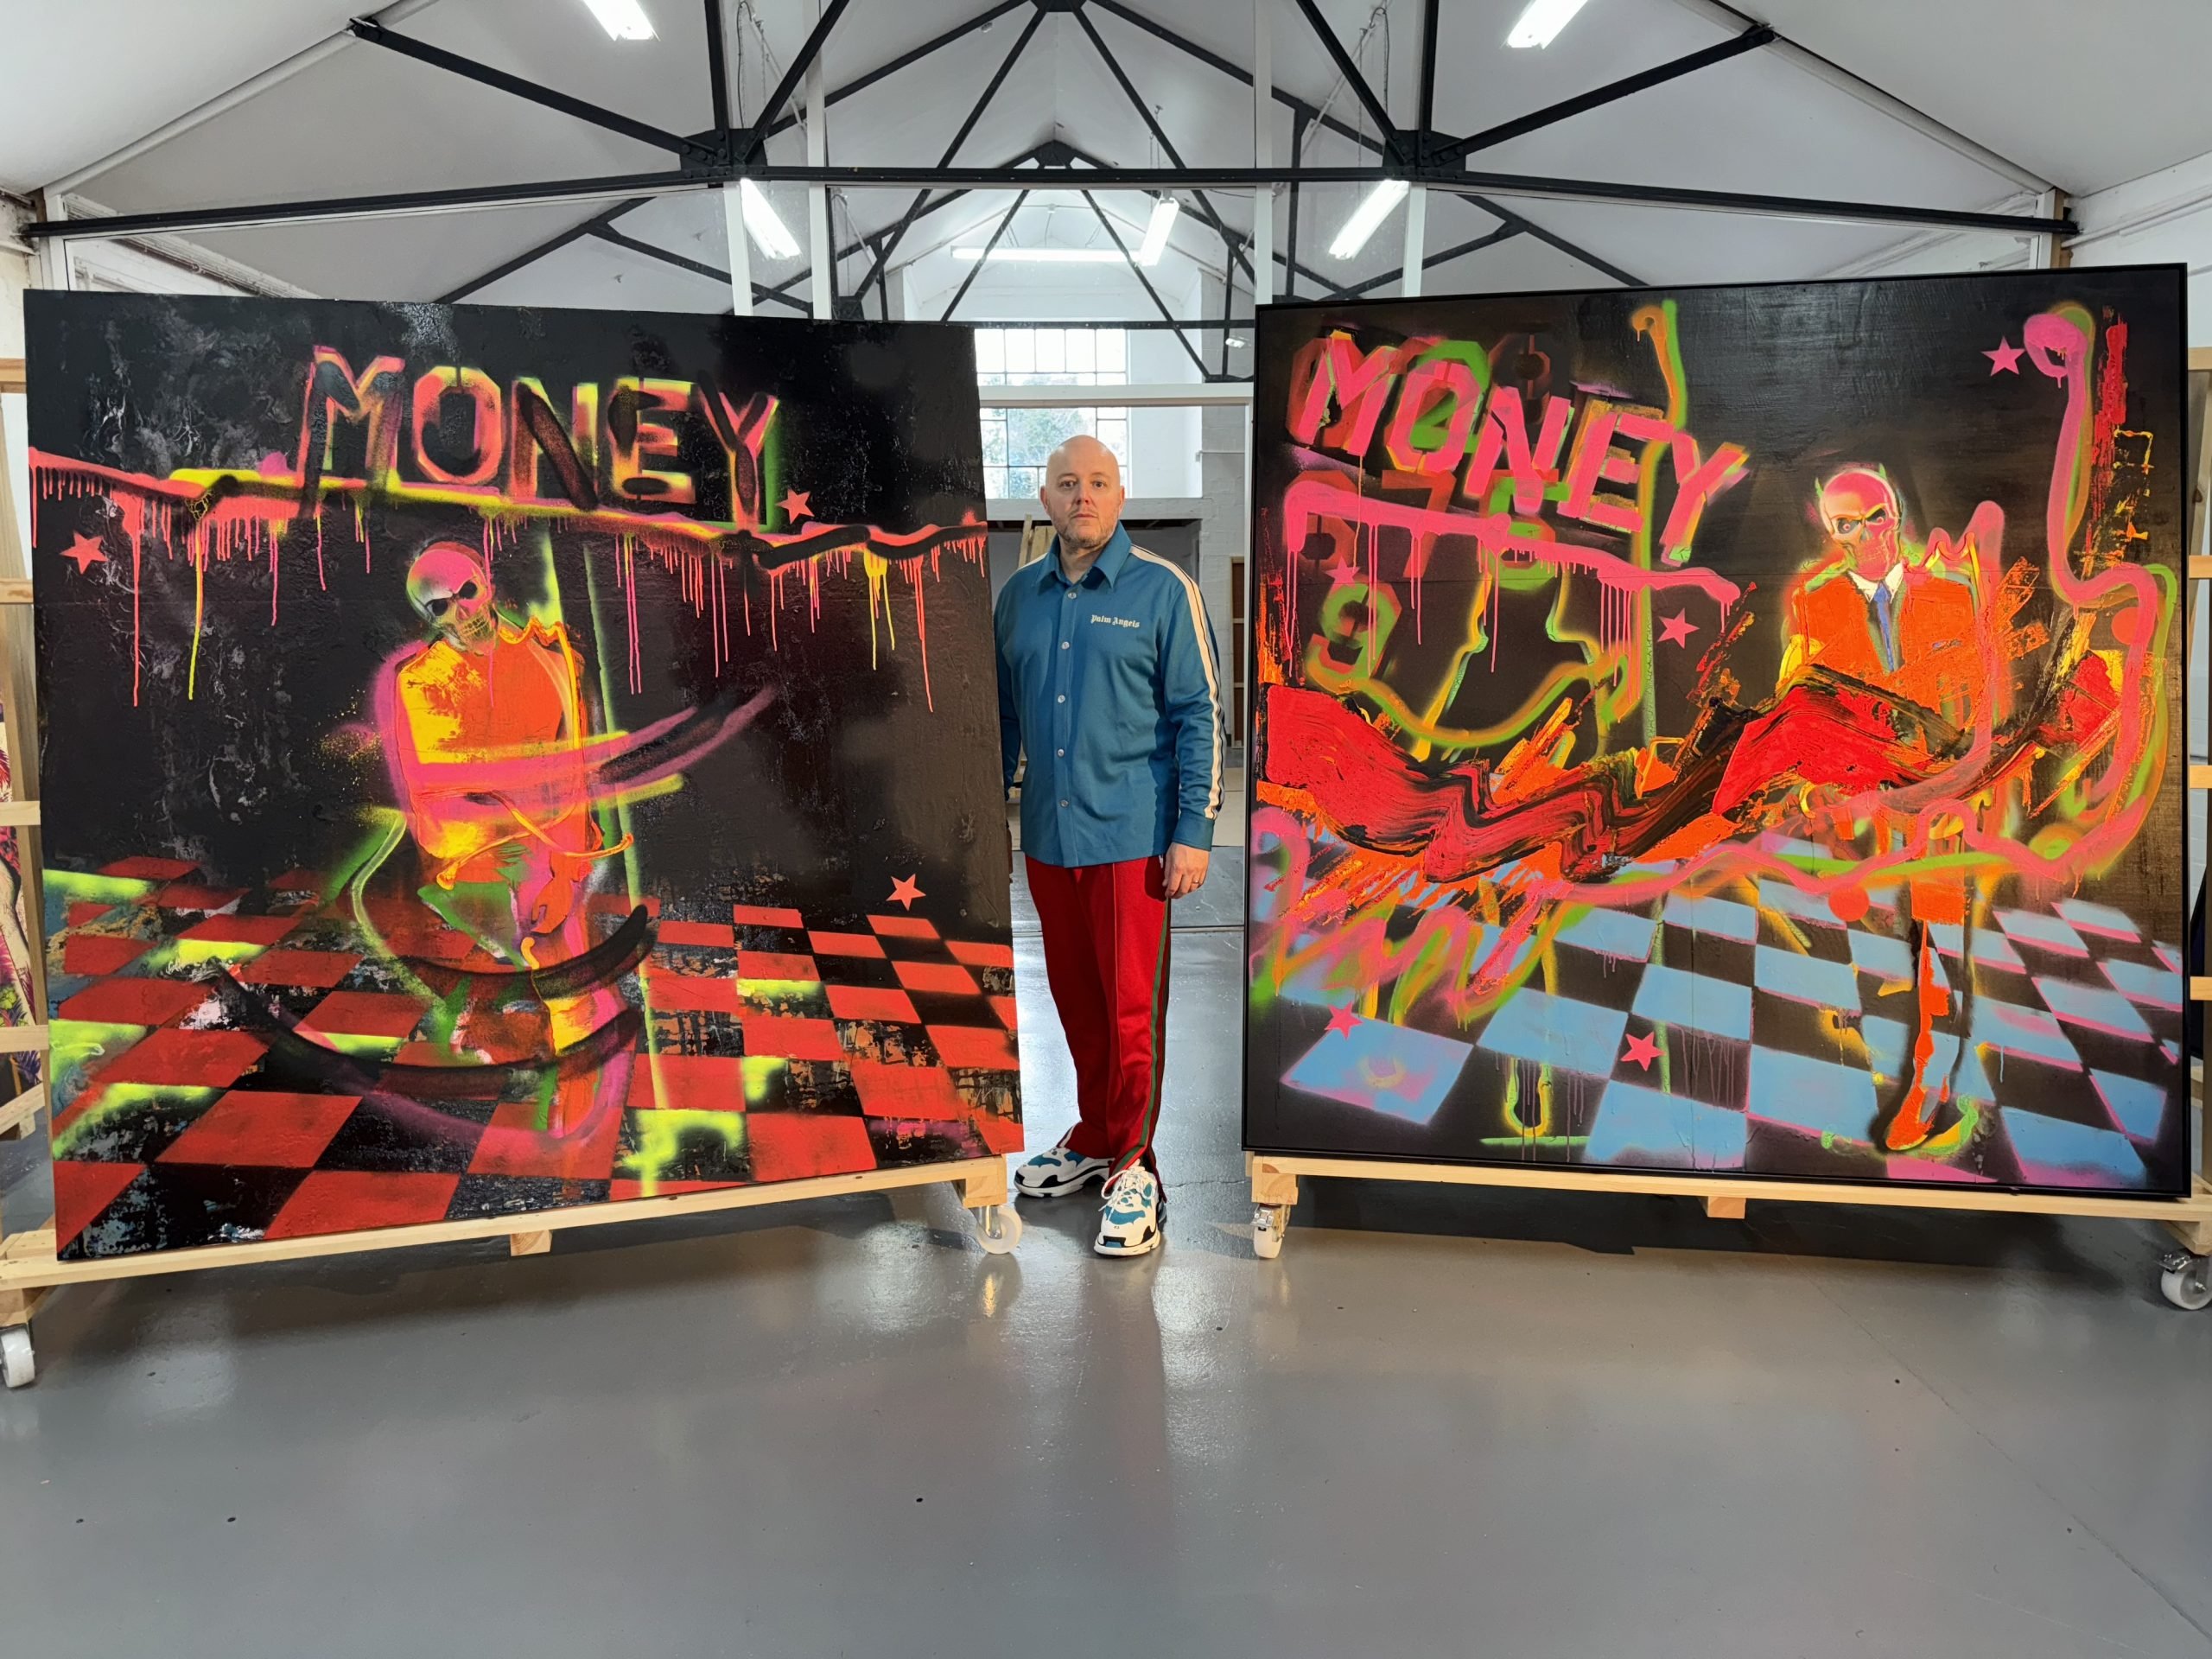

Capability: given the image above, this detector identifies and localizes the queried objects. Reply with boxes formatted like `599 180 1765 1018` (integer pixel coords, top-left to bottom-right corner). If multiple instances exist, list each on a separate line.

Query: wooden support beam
508 1231 552 1257
1703 1195 1747 1220
961 1157 1008 1208
0 1084 41 1141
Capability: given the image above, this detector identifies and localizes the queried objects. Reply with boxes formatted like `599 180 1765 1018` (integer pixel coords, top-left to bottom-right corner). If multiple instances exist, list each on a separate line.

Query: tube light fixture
1507 0 1592 48
740 179 800 258
1136 196 1180 265
1328 177 1409 260
580 0 657 41
951 247 1127 264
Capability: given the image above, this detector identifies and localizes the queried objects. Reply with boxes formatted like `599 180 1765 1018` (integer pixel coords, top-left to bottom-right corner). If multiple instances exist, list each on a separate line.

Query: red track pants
1026 854 1171 1177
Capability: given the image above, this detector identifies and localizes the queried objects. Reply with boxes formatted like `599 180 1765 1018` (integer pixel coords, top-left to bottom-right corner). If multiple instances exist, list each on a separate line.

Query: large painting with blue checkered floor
1246 270 2190 1195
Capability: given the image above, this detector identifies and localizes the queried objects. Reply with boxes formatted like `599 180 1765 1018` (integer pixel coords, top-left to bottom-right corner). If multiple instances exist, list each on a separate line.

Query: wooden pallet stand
0 355 1020 1389
0 1155 1017 1386
1247 1151 2211 1287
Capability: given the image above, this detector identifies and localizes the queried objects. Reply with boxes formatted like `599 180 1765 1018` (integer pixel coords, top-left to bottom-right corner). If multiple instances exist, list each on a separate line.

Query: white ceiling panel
1750 0 2212 194
0 0 363 193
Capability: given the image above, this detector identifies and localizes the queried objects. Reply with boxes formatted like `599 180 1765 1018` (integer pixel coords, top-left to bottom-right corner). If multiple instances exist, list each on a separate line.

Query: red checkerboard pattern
43 857 1023 1261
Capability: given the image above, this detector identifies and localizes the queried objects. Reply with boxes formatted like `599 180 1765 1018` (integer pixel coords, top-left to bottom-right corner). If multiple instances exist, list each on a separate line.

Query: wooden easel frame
0 354 1020 1382
0 356 49 1150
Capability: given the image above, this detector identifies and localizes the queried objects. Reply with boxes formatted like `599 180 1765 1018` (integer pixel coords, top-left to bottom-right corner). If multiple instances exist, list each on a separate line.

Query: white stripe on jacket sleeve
1128 546 1224 819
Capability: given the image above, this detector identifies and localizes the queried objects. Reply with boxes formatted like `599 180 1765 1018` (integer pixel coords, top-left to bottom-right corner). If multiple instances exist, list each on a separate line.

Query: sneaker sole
1093 1226 1161 1257
1014 1169 1106 1200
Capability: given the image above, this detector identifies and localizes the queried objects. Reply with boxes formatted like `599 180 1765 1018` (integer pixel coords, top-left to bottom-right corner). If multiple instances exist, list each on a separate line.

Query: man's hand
1164 842 1210 900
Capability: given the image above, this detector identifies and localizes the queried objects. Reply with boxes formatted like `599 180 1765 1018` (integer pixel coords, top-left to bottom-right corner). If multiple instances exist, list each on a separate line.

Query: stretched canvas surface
28 294 1018 1261
1246 269 2190 1195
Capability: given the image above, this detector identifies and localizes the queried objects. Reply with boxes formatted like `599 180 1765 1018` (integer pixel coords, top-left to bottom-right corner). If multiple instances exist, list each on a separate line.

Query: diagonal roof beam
348 18 718 161
1085 0 1636 286
1334 223 1520 298
851 7 1046 298
1663 0 2049 192
1081 189 1216 380
1429 23 1775 166
939 189 1027 321
1287 0 1398 151
589 224 811 310
1070 9 1253 284
741 0 856 163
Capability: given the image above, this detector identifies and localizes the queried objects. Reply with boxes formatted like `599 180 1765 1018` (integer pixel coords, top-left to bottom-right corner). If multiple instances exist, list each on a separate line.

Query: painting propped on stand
26 294 1020 1263
1246 269 2191 1200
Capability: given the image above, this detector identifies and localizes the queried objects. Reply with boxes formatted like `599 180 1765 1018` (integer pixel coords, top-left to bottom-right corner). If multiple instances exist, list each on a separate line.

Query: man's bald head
1039 432 1127 562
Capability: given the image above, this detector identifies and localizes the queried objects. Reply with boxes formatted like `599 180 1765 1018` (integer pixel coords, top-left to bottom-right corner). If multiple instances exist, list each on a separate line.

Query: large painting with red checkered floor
25 293 1020 1262
1246 270 2190 1196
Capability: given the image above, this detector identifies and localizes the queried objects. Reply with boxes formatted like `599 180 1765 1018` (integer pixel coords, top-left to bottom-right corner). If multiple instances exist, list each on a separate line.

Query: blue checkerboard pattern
1266 848 2190 1192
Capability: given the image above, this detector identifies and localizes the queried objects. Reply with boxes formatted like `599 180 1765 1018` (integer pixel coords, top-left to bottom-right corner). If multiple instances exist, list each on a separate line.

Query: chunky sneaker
1014 1137 1111 1200
1094 1166 1163 1258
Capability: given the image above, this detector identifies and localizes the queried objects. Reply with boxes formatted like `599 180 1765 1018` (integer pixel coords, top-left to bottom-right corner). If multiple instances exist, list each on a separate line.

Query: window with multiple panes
975 327 1132 498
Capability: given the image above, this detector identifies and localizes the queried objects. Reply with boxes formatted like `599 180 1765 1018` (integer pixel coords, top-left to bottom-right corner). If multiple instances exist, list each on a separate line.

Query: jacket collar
1038 523 1133 590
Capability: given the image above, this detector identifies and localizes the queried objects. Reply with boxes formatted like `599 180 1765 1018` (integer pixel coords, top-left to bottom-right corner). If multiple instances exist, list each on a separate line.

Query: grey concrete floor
3 857 2211 1658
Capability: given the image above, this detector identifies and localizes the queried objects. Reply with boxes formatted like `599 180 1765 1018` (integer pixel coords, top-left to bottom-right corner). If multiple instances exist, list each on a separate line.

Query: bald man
995 435 1224 1257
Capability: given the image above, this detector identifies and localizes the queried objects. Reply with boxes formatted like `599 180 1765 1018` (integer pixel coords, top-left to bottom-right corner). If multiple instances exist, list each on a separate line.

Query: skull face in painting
406 543 498 652
1817 467 1904 583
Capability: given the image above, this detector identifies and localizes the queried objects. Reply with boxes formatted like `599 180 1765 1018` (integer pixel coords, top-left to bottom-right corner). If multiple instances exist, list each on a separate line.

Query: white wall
2069 149 2212 340
1 201 32 568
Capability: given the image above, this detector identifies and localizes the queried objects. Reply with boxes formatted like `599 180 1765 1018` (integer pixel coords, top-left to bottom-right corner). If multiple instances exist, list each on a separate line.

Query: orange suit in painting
1778 469 1988 1154
388 543 625 1092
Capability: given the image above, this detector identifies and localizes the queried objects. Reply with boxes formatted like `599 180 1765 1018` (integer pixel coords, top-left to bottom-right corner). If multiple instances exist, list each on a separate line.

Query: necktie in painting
1870 582 1900 675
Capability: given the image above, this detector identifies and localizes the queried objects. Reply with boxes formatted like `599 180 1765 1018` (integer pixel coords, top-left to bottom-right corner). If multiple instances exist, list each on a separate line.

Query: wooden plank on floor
0 1157 1002 1290
1258 1154 2212 1224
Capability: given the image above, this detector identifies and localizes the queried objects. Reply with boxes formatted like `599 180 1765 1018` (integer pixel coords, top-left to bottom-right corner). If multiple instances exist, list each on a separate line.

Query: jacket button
1056 694 1065 703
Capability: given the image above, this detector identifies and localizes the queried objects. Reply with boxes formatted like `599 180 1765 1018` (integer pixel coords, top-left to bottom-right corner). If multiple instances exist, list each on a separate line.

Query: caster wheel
1253 1205 1287 1260
1 1326 34 1389
2158 1251 2211 1312
974 1203 1023 1255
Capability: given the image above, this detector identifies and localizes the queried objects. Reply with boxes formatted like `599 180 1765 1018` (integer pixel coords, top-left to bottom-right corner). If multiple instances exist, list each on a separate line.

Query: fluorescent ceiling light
1329 177 1409 260
1225 337 1249 350
1507 0 1591 48
1136 196 1180 265
950 247 1126 263
581 0 656 40
740 178 800 259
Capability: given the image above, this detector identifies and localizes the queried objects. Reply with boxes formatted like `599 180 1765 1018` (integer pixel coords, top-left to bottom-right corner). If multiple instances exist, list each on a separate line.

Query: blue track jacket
995 525 1224 868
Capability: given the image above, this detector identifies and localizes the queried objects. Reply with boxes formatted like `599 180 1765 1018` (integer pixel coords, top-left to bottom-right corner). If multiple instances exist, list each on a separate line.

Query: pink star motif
1622 1031 1661 1071
1984 336 2024 375
1658 611 1697 647
888 874 924 910
60 532 109 575
781 488 813 522
1326 557 1360 587
1324 1004 1361 1038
